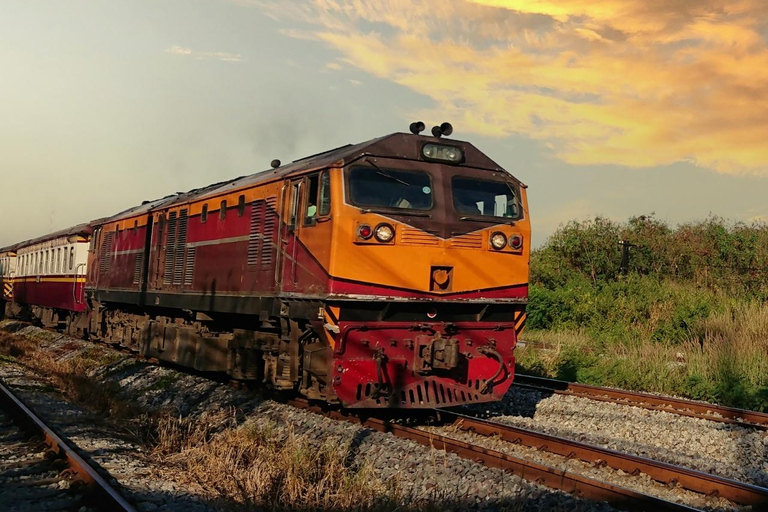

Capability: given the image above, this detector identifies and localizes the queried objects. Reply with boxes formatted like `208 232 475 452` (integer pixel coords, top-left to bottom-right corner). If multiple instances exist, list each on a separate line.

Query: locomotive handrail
73 263 87 304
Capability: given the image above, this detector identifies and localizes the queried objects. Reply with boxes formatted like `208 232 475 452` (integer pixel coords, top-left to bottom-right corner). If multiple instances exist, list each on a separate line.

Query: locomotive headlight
490 232 507 250
374 223 394 243
422 143 463 163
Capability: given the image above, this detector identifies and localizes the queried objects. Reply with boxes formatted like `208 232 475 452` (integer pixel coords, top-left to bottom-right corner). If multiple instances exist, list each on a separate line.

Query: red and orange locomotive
4 123 530 408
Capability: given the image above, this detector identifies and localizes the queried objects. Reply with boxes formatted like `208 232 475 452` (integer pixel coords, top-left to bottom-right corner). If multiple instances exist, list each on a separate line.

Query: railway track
514 374 768 431
0 378 137 512
3 322 762 511
289 398 706 512
434 408 768 508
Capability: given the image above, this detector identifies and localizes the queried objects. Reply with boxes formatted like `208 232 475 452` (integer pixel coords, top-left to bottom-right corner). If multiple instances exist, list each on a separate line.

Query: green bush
521 215 768 410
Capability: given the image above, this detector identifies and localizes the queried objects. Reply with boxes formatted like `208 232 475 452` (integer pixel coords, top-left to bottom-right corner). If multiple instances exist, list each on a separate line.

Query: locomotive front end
320 128 530 408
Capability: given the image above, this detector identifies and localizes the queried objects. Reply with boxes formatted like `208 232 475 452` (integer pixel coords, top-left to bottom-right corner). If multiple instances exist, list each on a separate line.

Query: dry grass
151 414 405 512
0 329 136 418
131 406 451 512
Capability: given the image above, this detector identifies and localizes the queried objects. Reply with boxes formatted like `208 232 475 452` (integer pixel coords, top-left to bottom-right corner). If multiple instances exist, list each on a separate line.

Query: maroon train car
11 225 92 327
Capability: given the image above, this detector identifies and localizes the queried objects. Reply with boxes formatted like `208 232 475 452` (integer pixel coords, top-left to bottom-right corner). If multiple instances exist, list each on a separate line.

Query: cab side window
303 171 331 226
305 174 319 224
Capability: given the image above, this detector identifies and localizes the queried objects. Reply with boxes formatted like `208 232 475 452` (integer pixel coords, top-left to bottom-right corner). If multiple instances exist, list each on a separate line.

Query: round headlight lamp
374 223 394 243
509 234 523 250
490 232 507 250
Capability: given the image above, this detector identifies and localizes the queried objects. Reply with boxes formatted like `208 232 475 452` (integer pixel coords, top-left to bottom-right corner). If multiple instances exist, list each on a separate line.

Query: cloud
348 79 362 86
165 45 242 63
244 0 768 175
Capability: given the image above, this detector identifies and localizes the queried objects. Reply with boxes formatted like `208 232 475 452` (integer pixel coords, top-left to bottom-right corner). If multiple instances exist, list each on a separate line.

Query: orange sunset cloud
251 0 768 174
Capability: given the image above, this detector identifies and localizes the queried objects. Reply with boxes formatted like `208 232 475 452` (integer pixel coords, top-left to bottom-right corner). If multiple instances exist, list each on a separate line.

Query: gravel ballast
0 321 619 512
478 385 768 489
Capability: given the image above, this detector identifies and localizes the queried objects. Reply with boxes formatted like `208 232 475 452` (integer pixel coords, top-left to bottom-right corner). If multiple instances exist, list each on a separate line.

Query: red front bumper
331 321 516 408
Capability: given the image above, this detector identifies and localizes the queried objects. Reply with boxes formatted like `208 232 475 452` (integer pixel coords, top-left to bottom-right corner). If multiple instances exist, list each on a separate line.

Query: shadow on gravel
126 488 608 512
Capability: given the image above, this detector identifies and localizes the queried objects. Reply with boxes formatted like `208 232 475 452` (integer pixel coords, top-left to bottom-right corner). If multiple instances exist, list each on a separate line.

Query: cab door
277 179 304 292
148 211 167 290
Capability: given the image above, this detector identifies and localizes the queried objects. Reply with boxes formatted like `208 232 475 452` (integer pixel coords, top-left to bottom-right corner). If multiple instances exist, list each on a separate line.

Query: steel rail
288 398 698 512
435 409 768 507
514 374 768 431
0 378 137 512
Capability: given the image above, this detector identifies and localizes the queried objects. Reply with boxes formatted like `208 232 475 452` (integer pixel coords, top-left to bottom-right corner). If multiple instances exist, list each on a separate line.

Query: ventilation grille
183 247 195 286
172 209 188 285
163 211 178 284
99 232 115 275
247 200 265 266
248 197 278 269
399 228 440 247
261 197 278 267
133 252 143 284
449 233 483 249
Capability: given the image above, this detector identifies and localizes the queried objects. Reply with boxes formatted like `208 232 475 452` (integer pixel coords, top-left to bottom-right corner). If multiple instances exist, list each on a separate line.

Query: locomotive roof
99 131 508 224
14 223 94 249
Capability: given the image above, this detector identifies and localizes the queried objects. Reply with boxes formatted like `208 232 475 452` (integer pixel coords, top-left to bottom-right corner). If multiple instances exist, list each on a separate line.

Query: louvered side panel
183 247 195 286
247 200 265 266
163 211 178 285
260 196 278 269
133 252 143 284
99 232 115 275
173 209 188 286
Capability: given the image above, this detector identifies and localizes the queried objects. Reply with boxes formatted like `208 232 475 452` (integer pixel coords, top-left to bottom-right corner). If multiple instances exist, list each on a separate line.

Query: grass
518 302 768 410
147 412 415 512
0 330 134 417
523 215 768 411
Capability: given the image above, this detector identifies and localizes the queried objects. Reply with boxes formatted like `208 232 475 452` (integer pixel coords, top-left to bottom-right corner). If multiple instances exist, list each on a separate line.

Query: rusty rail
514 374 768 431
0 379 137 512
436 409 768 507
288 398 698 512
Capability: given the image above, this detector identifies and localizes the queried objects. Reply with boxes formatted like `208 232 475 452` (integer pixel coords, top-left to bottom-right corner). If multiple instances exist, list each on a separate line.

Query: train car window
237 195 245 217
347 167 433 210
220 200 227 220
44 250 49 274
70 247 75 271
134 220 138 232
201 204 208 223
452 177 520 219
319 171 331 216
57 248 61 273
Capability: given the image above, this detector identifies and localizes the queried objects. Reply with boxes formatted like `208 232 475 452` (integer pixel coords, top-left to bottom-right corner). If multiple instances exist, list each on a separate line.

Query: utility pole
618 240 634 275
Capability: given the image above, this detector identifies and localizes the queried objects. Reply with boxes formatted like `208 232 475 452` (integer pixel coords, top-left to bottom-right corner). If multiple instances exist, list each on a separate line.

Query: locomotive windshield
452 177 520 219
347 166 433 210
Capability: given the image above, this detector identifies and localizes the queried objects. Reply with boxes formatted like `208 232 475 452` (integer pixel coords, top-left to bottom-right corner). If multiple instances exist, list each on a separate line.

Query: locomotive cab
282 130 531 407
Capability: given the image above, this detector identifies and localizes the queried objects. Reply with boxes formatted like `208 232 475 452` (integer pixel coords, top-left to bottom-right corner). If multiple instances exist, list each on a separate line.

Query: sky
1 0 767 249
